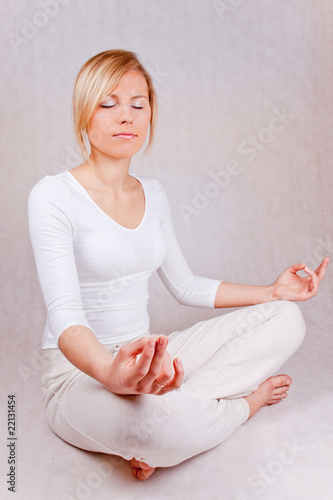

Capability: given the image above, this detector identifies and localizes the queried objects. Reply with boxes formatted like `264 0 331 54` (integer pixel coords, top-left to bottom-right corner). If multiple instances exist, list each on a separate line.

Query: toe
265 399 280 405
272 385 291 395
273 392 288 399
130 458 156 481
138 468 155 481
270 374 292 388
282 375 292 386
269 392 288 403
131 467 139 478
137 467 156 480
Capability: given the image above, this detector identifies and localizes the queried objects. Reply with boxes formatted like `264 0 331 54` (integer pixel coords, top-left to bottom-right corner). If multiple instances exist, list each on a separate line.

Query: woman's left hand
272 257 329 302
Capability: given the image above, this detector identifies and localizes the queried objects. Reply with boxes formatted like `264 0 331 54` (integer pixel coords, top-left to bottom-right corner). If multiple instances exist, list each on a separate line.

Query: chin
110 142 145 158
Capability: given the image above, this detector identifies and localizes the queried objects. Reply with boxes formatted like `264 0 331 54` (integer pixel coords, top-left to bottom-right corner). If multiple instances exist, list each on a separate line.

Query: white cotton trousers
40 300 306 468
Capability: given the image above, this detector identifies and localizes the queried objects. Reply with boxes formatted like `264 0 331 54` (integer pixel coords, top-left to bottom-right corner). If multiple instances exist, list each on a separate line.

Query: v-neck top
28 170 221 349
67 171 147 231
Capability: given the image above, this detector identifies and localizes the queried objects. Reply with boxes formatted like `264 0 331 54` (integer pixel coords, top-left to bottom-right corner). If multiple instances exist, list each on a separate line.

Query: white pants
40 300 306 468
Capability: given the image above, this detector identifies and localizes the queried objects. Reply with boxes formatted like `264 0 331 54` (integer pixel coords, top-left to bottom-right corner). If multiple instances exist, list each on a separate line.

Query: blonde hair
73 50 157 159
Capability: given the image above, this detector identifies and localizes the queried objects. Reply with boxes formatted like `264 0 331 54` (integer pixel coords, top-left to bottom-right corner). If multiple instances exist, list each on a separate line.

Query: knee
275 300 306 348
276 300 305 326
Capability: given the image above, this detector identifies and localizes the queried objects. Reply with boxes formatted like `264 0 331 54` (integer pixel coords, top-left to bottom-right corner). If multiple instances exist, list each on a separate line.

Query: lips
113 133 137 139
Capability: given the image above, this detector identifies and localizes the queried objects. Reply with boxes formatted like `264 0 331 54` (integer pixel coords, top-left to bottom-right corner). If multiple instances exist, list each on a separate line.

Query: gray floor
1 322 332 500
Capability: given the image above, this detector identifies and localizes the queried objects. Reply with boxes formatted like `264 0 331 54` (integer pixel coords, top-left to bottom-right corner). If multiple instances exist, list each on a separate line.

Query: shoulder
133 175 171 222
28 171 70 206
133 174 169 203
134 174 169 207
28 171 74 227
133 174 165 194
28 171 75 234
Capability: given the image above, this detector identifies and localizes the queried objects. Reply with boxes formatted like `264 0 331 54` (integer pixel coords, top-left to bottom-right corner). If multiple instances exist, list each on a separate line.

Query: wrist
269 283 280 301
92 356 115 390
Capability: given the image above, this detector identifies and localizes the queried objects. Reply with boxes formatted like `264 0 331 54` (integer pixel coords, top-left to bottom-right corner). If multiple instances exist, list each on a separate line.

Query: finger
289 263 306 273
315 257 330 282
116 337 151 363
125 339 156 385
137 336 169 389
304 265 319 285
155 347 174 386
160 357 184 394
304 266 319 296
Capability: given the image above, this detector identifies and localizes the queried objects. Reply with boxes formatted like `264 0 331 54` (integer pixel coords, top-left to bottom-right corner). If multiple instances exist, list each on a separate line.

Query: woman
28 49 329 481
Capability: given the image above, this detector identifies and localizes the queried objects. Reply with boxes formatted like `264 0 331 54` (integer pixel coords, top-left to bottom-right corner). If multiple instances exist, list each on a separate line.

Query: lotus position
28 50 329 482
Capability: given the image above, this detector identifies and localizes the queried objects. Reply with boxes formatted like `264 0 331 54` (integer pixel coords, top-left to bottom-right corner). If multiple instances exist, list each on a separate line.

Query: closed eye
100 104 144 109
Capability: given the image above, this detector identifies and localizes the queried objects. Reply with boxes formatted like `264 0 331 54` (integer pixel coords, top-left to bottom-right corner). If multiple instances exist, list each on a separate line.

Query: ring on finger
156 381 166 388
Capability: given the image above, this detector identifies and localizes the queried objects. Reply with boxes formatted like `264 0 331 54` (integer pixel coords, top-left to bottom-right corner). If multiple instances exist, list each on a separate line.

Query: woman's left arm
214 257 329 308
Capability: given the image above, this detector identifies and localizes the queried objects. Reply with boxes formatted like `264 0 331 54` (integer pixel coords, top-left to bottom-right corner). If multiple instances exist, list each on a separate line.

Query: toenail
286 379 291 385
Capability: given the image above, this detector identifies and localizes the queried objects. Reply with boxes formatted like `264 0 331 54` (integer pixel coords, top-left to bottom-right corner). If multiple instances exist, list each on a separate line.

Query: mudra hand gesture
106 335 184 396
272 257 329 301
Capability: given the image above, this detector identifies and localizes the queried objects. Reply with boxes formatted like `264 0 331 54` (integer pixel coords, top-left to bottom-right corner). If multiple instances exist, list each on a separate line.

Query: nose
117 103 133 124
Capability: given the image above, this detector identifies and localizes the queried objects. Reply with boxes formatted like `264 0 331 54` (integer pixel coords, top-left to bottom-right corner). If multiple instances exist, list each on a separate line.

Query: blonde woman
28 50 329 481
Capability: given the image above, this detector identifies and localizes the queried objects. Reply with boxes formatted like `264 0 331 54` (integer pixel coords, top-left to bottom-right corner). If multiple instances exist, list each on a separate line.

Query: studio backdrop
0 1 332 498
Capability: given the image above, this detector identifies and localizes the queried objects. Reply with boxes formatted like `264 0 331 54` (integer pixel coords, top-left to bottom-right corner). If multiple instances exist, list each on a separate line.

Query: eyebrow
107 94 148 100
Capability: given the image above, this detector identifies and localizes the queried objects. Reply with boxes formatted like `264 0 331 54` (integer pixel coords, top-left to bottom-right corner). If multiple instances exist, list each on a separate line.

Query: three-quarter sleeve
28 177 92 345
157 186 221 308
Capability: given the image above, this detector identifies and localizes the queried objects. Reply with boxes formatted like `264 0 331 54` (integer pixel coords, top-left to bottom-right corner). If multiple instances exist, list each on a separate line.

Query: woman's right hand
104 335 184 396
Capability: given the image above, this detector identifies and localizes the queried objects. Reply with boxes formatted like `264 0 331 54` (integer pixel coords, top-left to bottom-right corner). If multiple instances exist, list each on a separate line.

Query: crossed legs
43 301 306 480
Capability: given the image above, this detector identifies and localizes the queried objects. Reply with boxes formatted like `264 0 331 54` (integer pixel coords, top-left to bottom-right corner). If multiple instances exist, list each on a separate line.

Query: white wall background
1 0 331 342
1 1 332 499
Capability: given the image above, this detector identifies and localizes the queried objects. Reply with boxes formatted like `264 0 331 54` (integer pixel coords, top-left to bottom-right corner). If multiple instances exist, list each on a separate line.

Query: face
87 70 151 160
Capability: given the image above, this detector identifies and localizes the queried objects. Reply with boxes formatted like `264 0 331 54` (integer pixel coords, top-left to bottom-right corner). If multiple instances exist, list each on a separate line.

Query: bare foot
244 374 292 419
130 458 156 480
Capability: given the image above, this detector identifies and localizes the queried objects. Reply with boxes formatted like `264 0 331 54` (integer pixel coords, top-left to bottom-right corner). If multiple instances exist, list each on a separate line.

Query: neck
85 148 132 192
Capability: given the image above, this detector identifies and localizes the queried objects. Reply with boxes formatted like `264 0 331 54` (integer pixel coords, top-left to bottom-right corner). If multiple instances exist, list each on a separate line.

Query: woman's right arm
28 177 183 395
58 325 184 395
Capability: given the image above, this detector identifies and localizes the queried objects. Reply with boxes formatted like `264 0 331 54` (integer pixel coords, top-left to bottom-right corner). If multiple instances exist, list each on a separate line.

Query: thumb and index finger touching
289 257 330 279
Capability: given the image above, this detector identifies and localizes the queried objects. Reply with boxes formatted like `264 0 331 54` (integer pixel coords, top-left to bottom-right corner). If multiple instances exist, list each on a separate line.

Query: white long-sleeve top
28 170 221 349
